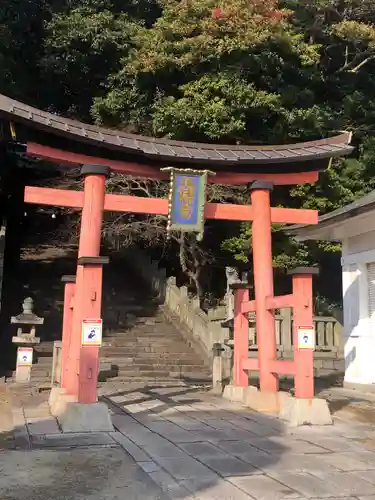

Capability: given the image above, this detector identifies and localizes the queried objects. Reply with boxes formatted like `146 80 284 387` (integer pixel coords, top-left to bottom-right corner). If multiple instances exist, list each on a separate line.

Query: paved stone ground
4 383 375 499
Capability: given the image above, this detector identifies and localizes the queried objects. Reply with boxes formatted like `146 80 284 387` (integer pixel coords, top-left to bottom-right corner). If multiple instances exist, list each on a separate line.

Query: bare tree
40 169 247 298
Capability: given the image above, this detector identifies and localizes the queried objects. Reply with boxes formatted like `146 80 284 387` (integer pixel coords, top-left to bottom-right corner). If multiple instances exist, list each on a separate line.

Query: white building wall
342 235 375 385
296 207 375 388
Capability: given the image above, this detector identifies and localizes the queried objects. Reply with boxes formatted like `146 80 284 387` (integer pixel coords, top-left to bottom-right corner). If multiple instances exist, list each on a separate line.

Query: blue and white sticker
82 319 103 346
17 347 33 366
297 327 315 350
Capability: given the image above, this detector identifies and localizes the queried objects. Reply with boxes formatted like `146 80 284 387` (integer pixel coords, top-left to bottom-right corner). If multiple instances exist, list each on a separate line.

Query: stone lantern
11 297 44 383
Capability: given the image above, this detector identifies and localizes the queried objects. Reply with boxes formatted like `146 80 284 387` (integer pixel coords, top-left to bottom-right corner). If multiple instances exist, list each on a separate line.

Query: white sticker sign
297 326 315 350
17 347 33 366
82 319 103 346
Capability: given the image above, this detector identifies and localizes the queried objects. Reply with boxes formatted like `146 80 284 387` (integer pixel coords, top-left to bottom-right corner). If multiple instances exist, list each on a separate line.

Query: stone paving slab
195 454 260 477
109 431 151 461
27 418 61 435
149 469 196 499
182 476 255 500
352 470 375 485
311 471 375 497
155 456 217 481
318 452 375 471
31 432 117 449
178 441 230 458
267 471 340 498
228 474 303 500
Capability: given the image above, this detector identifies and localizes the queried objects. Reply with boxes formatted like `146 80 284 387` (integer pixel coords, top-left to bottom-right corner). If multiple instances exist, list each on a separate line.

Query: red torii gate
25 173 318 403
0 94 353 413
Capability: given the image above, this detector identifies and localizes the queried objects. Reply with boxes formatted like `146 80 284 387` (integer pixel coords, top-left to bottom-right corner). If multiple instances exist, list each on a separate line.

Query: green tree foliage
0 0 50 102
41 7 140 118
92 0 325 140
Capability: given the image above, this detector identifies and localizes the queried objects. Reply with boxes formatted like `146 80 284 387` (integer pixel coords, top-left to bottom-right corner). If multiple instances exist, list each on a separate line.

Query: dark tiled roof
0 94 353 166
287 190 375 235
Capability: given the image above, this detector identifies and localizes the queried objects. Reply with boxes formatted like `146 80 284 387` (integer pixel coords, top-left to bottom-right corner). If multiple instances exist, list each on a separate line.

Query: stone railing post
212 342 224 394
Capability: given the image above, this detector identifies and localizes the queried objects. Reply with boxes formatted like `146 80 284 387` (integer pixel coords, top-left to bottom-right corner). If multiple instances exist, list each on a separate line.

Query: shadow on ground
0 383 292 500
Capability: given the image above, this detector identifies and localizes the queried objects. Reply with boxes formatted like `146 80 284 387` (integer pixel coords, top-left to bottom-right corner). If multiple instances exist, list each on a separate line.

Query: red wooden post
60 275 76 389
250 181 278 393
232 283 250 387
65 164 109 400
289 267 319 399
77 256 108 404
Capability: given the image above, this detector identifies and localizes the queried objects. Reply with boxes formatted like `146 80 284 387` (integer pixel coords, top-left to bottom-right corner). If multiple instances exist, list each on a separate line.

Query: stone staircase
9 278 211 386
98 309 211 383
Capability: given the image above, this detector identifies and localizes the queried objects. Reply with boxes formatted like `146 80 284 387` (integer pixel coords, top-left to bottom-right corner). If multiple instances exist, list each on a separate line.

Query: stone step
100 363 210 374
98 375 211 384
101 338 185 347
109 322 180 329
34 345 54 353
104 331 184 339
11 367 51 379
101 339 195 348
122 329 178 335
102 337 192 345
100 346 197 356
33 357 53 366
97 379 202 388
28 360 210 375
99 372 211 383
99 356 207 366
103 332 185 341
32 360 209 375
34 340 192 355
12 376 50 384
33 350 207 364
30 368 51 377
35 351 204 366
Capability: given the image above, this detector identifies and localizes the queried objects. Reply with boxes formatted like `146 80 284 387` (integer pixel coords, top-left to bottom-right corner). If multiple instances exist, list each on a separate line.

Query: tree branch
348 53 375 72
336 47 375 73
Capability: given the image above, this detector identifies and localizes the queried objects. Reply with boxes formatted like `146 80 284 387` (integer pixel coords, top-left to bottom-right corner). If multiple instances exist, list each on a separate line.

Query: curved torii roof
0 94 353 185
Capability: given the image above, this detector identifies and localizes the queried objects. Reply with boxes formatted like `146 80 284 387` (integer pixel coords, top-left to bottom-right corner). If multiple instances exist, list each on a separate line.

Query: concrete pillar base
222 384 247 403
49 387 78 417
58 402 114 433
48 387 114 432
244 386 291 414
223 384 291 414
279 397 332 426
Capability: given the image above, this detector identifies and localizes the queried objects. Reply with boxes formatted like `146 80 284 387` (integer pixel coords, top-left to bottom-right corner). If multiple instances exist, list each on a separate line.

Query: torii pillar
226 181 332 426
50 165 113 432
250 181 278 393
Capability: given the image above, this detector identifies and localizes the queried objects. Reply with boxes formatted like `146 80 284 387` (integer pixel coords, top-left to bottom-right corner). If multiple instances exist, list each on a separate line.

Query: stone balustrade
125 247 344 374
